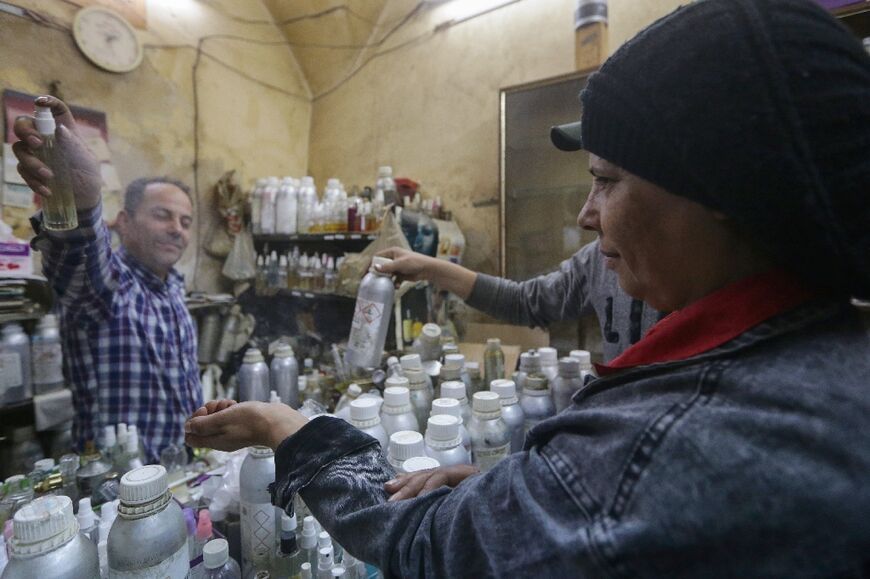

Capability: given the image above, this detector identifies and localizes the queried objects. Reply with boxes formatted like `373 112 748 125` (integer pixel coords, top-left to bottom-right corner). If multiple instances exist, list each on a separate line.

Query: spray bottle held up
32 104 78 231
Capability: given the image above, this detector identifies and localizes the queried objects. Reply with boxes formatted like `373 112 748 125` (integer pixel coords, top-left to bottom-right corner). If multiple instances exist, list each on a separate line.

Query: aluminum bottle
489 379 525 453
435 363 463 400
439 381 471 426
400 354 432 389
537 347 560 384
0 323 31 405
32 105 78 230
349 398 389 450
401 364 433 429
345 256 395 369
514 351 541 392
424 415 470 467
2 495 99 579
30 314 64 395
413 323 442 362
240 447 276 578
108 465 188 578
430 397 471 456
239 348 270 403
203 538 242 578
570 350 597 380
483 338 505 389
468 392 511 473
520 374 556 436
552 357 586 413
198 311 222 365
465 362 484 396
442 354 471 393
250 179 266 235
270 344 299 408
380 383 420 436
387 431 425 474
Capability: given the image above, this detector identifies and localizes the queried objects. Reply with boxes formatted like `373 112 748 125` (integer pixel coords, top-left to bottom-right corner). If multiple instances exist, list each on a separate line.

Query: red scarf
595 269 818 376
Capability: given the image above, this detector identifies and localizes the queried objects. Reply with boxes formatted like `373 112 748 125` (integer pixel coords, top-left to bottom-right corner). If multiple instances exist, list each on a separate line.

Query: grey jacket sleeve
465 240 600 328
271 416 607 578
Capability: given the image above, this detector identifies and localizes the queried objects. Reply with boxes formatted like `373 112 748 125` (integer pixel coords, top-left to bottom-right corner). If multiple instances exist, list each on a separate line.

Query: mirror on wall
499 70 602 355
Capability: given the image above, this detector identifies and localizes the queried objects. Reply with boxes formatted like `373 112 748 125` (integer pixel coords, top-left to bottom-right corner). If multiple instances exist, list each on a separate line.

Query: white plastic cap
243 348 265 364
400 353 422 371
387 356 399 367
570 350 592 365
490 379 517 401
77 498 95 528
103 425 117 448
281 512 297 532
422 323 441 339
100 499 118 523
440 381 467 402
332 567 346 577
520 352 541 372
383 385 410 407
279 255 288 267
119 465 168 506
431 397 461 418
558 357 581 377
327 178 340 188
270 390 281 404
472 391 502 414
274 343 294 358
443 354 465 369
403 456 440 473
426 414 460 442
378 166 393 176
302 176 315 186
388 431 425 462
350 398 381 421
347 383 362 397
203 538 230 569
370 256 393 271
304 358 314 368
465 361 480 374
301 562 312 578
538 347 558 365
300 516 318 549
34 458 55 472
249 445 274 457
486 338 501 347
11 495 76 556
318 530 332 549
33 105 56 135
117 423 128 443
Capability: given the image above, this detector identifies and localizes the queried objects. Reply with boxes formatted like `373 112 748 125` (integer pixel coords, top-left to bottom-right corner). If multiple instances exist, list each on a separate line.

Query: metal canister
197 310 222 364
240 447 276 577
345 256 395 369
270 344 299 408
238 348 269 402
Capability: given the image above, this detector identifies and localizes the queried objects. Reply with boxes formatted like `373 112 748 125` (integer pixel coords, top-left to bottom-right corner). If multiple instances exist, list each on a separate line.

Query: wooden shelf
254 233 378 243
255 288 353 301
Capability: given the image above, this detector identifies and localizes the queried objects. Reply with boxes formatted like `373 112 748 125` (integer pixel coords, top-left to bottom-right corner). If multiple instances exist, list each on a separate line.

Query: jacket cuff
269 416 380 512
30 203 104 248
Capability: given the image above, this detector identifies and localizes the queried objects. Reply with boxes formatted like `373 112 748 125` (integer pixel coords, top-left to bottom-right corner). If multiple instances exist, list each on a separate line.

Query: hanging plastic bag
222 229 256 280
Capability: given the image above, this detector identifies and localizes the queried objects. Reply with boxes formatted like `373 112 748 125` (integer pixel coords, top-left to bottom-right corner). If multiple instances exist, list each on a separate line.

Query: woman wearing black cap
185 0 870 576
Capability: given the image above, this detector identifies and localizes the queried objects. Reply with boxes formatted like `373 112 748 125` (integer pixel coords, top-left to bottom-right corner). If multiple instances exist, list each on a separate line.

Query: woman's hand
184 400 309 451
375 247 477 299
384 464 480 501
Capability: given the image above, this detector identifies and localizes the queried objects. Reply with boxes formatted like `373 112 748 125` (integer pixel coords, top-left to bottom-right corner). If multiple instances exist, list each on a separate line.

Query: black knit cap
553 0 870 298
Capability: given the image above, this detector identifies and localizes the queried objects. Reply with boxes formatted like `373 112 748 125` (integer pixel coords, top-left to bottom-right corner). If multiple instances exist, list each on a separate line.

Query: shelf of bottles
253 233 378 243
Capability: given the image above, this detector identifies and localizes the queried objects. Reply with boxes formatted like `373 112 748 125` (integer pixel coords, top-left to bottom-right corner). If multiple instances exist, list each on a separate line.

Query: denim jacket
270 298 870 578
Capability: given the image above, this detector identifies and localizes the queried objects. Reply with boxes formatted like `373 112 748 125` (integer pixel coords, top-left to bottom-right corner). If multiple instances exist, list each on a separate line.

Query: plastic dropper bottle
272 512 301 579
300 516 319 569
32 103 77 230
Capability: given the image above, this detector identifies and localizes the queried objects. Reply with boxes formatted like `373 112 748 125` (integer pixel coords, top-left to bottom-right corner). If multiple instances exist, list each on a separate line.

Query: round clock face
73 6 143 74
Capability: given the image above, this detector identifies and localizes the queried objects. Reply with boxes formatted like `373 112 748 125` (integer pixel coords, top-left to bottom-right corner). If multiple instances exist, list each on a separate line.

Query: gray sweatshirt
466 239 663 362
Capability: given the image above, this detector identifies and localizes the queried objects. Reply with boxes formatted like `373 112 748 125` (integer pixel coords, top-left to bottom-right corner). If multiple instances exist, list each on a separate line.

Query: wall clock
73 6 144 74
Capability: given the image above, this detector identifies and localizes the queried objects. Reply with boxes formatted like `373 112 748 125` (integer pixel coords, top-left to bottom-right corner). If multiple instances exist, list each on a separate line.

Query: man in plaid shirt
13 96 202 462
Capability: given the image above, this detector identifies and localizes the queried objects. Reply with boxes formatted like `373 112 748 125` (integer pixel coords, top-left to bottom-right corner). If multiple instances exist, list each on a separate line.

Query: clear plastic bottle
76 442 112 498
108 465 188 578
77 497 99 546
552 357 585 413
1 323 32 406
276 177 298 235
345 257 395 370
271 344 299 408
278 255 289 289
537 347 560 384
3 495 99 579
483 338 505 389
519 374 556 436
387 431 425 474
468 392 511 473
250 179 267 235
439 381 471 426
272 513 301 579
380 383 420 437
349 398 389 450
202 538 242 578
375 166 397 206
334 384 363 422
316 546 334 579
489 379 525 453
430 397 471 456
30 314 64 395
301 562 313 579
240 447 276 578
0 476 34 526
424 415 470 467
299 516 319 570
239 348 270 403
324 257 337 294
260 177 279 235
32 105 77 231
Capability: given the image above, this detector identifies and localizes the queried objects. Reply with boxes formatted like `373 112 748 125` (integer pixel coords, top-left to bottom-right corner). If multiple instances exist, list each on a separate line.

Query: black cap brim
550 121 584 151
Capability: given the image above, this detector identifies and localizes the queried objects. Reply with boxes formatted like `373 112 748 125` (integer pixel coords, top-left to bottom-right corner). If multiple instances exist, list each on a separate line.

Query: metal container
1 323 32 405
197 311 222 364
537 347 560 384
270 344 299 408
430 397 471 455
519 375 556 436
552 357 586 413
30 314 64 395
387 431 425 474
240 447 276 578
239 348 270 403
349 398 389 451
513 351 541 393
467 392 511 473
380 382 420 437
2 495 100 579
403 368 433 429
424 415 471 467
489 379 526 453
345 256 395 369
108 465 188 578
439 381 471 426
